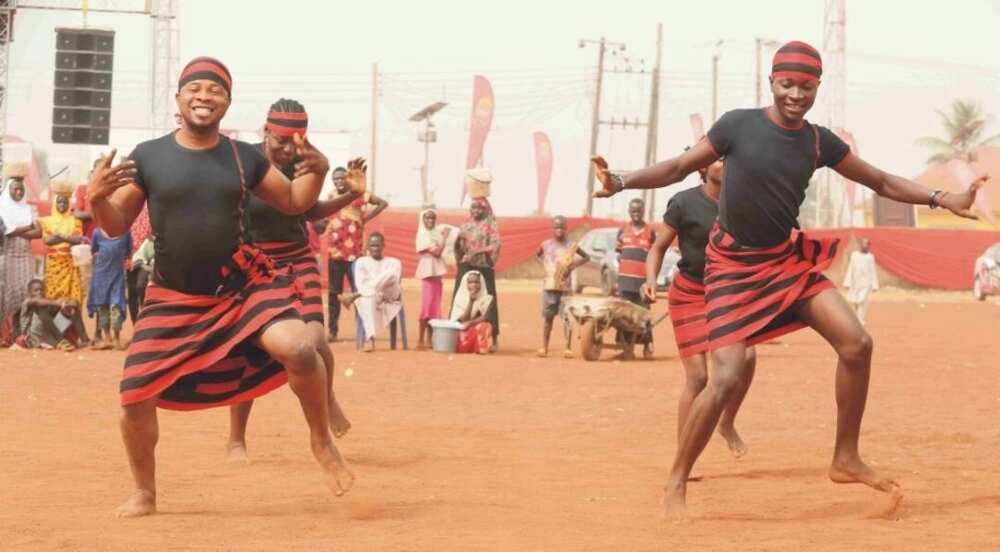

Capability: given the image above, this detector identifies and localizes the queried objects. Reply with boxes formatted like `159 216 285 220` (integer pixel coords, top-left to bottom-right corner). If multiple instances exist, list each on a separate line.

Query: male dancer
594 41 985 517
643 155 754 458
88 57 354 517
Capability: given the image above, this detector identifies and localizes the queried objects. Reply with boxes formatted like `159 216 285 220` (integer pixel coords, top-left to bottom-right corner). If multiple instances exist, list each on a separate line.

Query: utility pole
754 38 779 107
580 37 624 217
754 38 762 107
823 0 847 227
643 23 662 221
370 62 379 194
711 40 722 123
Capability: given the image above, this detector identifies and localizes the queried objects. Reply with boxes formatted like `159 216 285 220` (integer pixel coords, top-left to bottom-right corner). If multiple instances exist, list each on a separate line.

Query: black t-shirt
245 143 306 245
130 133 270 294
707 108 850 247
662 185 718 282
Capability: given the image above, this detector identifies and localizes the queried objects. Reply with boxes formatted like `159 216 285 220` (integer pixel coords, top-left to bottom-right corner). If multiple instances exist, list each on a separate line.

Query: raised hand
87 149 137 203
941 175 989 220
293 133 330 178
345 157 368 196
591 155 621 198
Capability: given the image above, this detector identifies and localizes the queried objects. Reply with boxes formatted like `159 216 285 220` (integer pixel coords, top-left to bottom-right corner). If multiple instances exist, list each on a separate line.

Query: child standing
88 227 131 349
415 208 454 349
537 216 589 358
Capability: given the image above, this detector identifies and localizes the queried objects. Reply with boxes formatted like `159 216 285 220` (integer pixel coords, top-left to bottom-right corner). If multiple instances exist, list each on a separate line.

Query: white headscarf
450 270 493 321
415 208 458 266
0 178 34 235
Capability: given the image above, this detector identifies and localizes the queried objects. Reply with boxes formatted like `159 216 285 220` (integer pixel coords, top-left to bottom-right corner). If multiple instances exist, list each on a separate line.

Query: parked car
570 228 680 295
973 242 1000 301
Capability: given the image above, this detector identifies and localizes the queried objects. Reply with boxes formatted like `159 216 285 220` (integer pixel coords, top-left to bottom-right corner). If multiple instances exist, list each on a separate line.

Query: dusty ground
2 280 1000 551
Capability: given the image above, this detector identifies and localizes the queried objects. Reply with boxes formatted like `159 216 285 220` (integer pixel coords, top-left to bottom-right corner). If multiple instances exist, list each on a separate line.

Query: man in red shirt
615 197 655 360
323 167 387 341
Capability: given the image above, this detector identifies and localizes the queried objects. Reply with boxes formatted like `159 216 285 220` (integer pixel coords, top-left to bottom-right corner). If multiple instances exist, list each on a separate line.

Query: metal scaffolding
0 0 15 171
0 0 180 174
149 0 179 137
821 0 847 227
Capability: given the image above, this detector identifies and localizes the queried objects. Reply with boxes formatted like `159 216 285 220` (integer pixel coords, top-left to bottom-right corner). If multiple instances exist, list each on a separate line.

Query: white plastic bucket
70 244 92 267
429 319 461 353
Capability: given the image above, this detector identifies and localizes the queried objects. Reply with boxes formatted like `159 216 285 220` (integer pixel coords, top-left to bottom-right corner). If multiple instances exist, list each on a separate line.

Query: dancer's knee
708 364 745 401
272 337 319 373
837 331 873 366
685 369 708 393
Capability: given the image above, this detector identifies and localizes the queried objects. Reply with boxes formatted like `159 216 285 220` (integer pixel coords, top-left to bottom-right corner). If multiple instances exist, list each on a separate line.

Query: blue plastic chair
354 303 408 351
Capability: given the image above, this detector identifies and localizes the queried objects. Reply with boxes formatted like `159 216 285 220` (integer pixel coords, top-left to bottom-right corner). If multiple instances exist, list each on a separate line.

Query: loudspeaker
52 28 115 145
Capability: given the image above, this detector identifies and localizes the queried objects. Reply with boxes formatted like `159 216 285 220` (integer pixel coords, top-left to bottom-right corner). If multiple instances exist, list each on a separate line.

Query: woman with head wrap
453 196 501 352
449 270 493 354
591 40 987 518
414 208 455 348
227 97 361 462
0 164 41 328
37 181 84 302
36 179 89 345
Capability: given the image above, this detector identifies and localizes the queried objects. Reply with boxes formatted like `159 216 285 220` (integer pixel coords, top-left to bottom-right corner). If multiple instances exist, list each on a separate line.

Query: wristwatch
610 172 626 193
928 189 944 209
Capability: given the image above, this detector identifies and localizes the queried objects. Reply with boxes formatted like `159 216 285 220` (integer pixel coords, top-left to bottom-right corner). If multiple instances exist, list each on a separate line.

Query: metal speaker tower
821 0 847 227
150 0 179 137
0 0 15 172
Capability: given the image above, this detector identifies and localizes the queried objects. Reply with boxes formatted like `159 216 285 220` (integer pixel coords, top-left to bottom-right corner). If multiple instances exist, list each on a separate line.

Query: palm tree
916 99 1000 164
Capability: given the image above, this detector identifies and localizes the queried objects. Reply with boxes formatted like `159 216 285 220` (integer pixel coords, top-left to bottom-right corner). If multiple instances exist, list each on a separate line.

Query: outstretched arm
833 152 985 219
254 134 331 215
593 140 719 198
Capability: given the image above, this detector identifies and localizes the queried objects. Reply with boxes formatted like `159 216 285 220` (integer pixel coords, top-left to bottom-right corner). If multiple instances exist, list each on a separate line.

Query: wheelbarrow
563 295 667 361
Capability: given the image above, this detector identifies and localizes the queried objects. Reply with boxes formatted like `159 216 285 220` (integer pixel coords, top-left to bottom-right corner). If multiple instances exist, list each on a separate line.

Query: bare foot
829 456 899 493
116 490 156 518
329 397 352 439
717 423 748 458
662 482 689 523
226 441 249 464
313 440 355 497
536 348 548 358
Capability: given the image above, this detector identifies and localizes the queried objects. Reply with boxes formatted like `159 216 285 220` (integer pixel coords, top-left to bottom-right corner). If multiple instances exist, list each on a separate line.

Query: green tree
917 99 1000 164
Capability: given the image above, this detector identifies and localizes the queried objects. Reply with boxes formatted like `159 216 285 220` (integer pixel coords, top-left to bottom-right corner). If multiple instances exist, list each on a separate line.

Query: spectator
87 227 131 349
323 166 388 341
340 232 402 352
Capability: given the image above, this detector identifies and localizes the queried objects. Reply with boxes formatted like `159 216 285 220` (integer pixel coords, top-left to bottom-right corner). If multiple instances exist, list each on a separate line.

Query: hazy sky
7 0 1000 217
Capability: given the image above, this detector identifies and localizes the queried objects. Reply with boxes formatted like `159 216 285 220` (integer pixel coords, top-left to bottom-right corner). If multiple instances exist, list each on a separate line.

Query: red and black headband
266 111 308 138
771 41 822 82
178 56 233 96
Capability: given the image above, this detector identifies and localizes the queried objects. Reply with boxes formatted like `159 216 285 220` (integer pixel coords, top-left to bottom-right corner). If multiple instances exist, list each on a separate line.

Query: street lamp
409 101 448 208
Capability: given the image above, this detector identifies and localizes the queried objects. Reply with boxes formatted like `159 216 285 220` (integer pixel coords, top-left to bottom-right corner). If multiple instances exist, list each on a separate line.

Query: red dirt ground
2 281 999 551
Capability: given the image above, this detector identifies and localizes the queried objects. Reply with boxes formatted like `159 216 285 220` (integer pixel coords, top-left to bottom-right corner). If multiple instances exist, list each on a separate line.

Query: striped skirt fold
120 245 303 410
704 224 838 350
256 241 324 324
667 272 710 358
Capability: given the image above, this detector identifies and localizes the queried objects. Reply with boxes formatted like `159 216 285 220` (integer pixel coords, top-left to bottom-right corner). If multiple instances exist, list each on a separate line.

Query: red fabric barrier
365 211 620 277
853 227 1000 290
